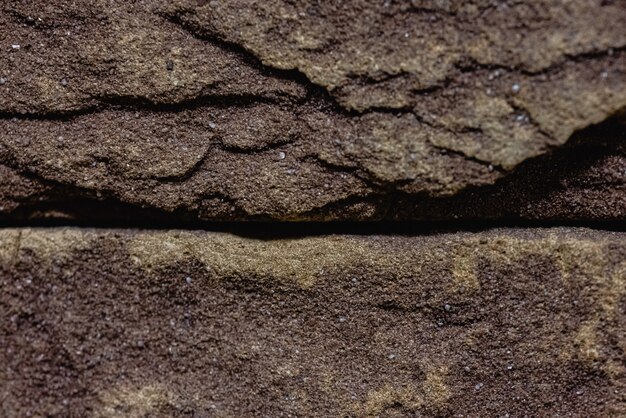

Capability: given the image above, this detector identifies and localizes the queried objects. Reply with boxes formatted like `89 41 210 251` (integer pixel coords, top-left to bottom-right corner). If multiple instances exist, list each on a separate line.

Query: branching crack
1 4 624 225
427 142 505 173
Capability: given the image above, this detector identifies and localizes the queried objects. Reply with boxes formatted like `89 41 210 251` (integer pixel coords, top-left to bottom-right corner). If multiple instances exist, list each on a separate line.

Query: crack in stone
1 1 624 222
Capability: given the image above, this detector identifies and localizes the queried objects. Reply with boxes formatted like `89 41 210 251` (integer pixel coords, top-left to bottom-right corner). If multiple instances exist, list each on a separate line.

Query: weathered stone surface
2 118 624 223
1 228 624 416
0 1 624 221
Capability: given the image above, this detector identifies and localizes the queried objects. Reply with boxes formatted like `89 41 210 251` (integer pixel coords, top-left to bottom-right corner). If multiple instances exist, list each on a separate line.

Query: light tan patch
360 384 421 417
96 384 174 418
571 260 625 377
17 228 96 264
447 231 623 379
128 232 399 288
575 321 601 364
451 248 480 291
0 228 96 266
356 366 450 417
601 261 626 318
422 366 451 407
449 232 611 289
0 229 20 265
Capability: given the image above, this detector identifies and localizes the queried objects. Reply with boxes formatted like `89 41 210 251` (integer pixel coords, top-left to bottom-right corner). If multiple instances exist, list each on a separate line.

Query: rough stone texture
2 3 625 418
2 118 624 223
1 228 625 417
1 0 625 221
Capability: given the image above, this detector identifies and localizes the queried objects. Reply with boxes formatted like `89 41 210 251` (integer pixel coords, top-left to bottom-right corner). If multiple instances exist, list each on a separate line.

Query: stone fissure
1 3 625 413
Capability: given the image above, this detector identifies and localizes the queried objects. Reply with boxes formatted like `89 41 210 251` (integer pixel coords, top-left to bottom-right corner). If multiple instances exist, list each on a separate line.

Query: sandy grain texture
0 0 624 221
1 228 624 417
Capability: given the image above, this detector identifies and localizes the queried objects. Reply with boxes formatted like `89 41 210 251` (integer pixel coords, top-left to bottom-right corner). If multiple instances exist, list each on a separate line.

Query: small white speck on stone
488 70 502 81
338 316 346 323
60 78 68 86
444 304 451 311
464 366 471 372
575 389 584 395
404 32 409 38
278 151 286 160
11 44 20 50
600 71 609 79
488 164 494 172
388 354 396 360
0 77 5 85
208 122 216 129
506 364 513 370
511 83 521 94
475 383 484 391
185 276 192 284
